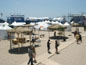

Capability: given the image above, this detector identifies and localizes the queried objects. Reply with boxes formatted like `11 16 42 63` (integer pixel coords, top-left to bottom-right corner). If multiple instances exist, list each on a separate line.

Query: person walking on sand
79 33 82 43
55 40 60 54
54 31 56 37
28 46 34 65
47 39 51 54
75 33 80 44
79 34 82 42
74 31 78 37
32 45 37 63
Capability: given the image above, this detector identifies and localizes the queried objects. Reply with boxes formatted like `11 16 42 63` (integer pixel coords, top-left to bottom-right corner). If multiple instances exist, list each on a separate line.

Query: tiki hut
48 24 66 38
7 26 33 50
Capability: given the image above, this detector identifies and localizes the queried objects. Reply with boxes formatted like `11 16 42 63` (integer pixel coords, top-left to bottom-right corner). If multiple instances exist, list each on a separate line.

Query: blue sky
0 0 86 19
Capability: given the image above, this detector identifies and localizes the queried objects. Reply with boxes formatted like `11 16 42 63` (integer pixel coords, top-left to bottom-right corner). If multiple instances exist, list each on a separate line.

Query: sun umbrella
48 24 65 31
11 26 32 33
7 28 15 33
72 23 80 27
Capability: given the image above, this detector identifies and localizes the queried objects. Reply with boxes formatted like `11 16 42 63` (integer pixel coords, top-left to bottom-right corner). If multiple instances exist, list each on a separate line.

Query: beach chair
40 34 45 38
12 39 18 45
19 38 26 43
16 38 26 43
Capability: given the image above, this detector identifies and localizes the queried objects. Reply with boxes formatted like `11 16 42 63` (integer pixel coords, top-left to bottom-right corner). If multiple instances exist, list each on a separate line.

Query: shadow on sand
49 36 68 40
9 46 29 54
9 44 40 54
72 32 81 34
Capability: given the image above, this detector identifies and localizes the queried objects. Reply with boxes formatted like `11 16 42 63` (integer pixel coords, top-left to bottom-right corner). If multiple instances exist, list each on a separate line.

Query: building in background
70 14 86 25
25 17 51 24
0 19 5 23
7 15 25 24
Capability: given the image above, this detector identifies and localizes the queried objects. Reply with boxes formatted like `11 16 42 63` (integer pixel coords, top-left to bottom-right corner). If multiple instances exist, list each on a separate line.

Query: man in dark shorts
55 40 60 54
28 46 34 65
79 34 82 43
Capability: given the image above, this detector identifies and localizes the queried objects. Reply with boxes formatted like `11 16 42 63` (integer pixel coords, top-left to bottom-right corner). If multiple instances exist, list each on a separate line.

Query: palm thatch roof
48 24 66 31
7 27 32 33
7 29 15 33
72 23 80 27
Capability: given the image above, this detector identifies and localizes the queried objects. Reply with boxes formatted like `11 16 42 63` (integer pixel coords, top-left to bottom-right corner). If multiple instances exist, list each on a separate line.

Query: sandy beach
0 27 86 65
